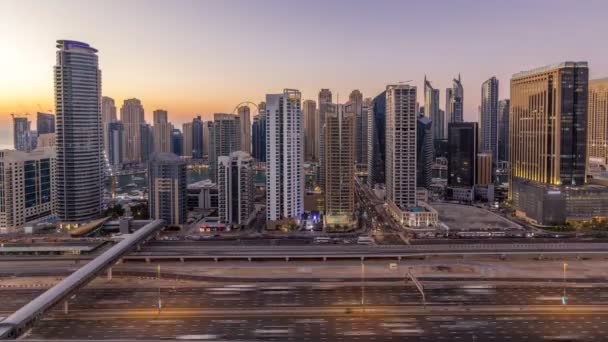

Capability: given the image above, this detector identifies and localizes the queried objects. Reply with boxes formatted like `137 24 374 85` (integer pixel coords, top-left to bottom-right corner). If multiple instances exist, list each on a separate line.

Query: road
8 283 608 341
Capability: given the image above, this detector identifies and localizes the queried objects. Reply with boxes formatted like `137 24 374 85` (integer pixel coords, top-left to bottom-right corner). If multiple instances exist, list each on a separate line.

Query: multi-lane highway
6 283 608 341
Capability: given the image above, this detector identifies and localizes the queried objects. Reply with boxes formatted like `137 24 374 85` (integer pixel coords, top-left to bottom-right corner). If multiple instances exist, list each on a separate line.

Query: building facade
120 98 145 163
140 123 154 163
172 128 183 156
476 152 493 185
303 99 317 161
54 40 104 224
447 74 464 123
192 116 204 159
266 89 304 223
317 88 332 191
209 113 241 182
447 122 478 188
424 76 442 140
417 116 433 189
101 96 116 154
0 148 55 232
237 106 251 153
587 78 608 171
350 89 367 169
480 76 499 163
148 152 187 227
498 99 510 163
36 112 55 136
153 109 173 154
13 116 31 152
107 121 124 167
367 91 387 187
182 122 193 158
217 151 255 227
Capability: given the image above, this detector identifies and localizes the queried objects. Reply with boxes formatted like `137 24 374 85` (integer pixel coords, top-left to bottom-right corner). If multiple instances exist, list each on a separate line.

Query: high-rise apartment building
107 121 124 167
480 76 499 163
385 84 417 210
13 116 31 152
324 103 355 229
54 40 103 224
238 106 251 153
140 123 154 163
424 76 442 140
587 78 608 170
446 74 464 123
36 112 55 136
203 121 212 159
317 88 332 191
266 89 303 224
217 151 255 227
509 62 602 225
120 98 145 163
252 102 267 162
0 148 55 232
209 114 241 181
367 91 386 187
417 116 433 189
182 122 193 158
498 99 510 163
476 152 493 185
101 96 116 153
447 122 478 187
192 116 204 159
303 99 317 161
349 89 367 168
148 152 187 227
152 109 173 153
172 128 183 156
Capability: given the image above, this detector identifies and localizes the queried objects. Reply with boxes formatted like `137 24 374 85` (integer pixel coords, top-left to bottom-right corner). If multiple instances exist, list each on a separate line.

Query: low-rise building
387 200 438 228
187 179 218 211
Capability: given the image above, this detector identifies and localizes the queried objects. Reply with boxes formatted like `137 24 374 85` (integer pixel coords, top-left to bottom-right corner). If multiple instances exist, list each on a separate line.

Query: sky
1 0 608 147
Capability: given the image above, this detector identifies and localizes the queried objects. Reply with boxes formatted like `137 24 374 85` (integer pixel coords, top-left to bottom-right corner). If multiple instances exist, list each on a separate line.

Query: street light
562 262 568 305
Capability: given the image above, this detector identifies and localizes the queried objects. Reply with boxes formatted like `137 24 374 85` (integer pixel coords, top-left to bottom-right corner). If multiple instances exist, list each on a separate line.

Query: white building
266 89 304 224
218 151 255 227
0 148 55 232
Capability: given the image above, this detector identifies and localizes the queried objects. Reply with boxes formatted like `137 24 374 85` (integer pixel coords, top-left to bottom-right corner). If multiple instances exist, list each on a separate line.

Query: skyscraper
324 103 355 229
303 99 317 161
153 109 173 153
349 89 367 168
107 121 124 167
36 112 55 136
447 122 478 188
148 152 187 227
209 113 241 181
587 78 608 170
476 152 493 185
317 88 332 191
172 128 183 156
385 84 417 210
217 151 255 227
480 76 499 163
266 89 303 224
497 99 510 163
447 74 464 123
120 98 145 163
253 101 267 162
12 116 31 152
424 76 442 140
54 40 103 223
140 123 154 163
367 91 386 187
417 116 433 189
101 96 116 153
182 122 193 158
192 116 204 159
203 121 212 159
237 105 251 153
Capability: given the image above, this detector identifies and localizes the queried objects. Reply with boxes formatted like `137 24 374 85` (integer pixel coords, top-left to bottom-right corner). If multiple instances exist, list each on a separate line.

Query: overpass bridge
0 220 165 339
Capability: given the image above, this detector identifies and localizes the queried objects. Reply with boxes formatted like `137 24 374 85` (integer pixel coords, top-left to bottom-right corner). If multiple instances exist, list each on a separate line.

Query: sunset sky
1 0 608 147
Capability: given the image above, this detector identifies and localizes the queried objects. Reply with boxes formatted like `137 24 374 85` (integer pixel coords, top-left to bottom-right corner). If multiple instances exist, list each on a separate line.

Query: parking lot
433 203 522 231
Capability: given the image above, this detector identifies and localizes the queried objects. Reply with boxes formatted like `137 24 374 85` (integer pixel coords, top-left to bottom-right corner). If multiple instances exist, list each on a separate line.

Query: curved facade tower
54 40 103 224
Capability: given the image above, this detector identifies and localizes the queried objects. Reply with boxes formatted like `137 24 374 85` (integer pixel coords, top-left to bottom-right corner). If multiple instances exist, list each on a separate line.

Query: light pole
157 264 162 314
562 262 568 305
360 259 365 306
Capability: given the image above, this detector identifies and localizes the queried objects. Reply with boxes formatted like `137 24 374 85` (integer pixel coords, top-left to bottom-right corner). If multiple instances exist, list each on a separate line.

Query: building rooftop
512 61 588 79
149 152 184 164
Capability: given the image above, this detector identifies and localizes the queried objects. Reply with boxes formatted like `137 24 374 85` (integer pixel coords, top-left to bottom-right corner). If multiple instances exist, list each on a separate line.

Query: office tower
192 116 204 159
317 88 332 191
266 89 303 223
448 122 478 187
153 109 173 153
252 102 267 162
107 121 124 167
54 40 103 223
209 114 241 182
476 152 493 185
217 151 255 227
362 97 371 170
480 76 499 163
324 103 355 229
101 96 116 152
172 128 183 156
349 89 367 168
36 112 55 135
446 74 464 123
37 133 55 148
140 123 154 163
29 131 38 150
417 116 433 189
367 91 386 187
182 122 193 158
509 62 607 225
0 148 55 232
498 99 510 163
13 116 31 152
587 78 608 170
120 98 145 163
238 105 251 153
424 76 442 140
303 99 317 161
148 152 187 227
203 121 212 159
386 84 417 210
